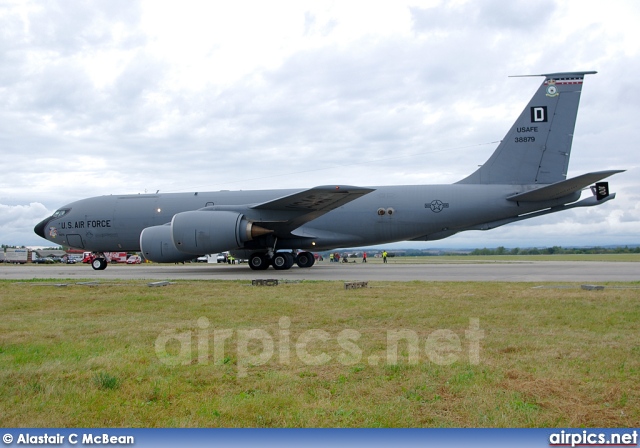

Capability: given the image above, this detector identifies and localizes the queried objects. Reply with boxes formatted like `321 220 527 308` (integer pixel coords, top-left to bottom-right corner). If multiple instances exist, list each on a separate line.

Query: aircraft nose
34 216 52 239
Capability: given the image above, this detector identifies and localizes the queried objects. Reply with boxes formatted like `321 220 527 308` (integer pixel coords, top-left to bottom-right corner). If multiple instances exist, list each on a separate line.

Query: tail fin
457 71 597 185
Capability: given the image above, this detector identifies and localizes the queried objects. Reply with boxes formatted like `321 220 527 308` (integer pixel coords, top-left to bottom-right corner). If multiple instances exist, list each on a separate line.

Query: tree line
467 246 640 256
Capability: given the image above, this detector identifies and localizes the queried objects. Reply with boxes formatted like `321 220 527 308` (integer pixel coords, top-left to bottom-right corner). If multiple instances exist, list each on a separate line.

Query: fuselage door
66 234 84 249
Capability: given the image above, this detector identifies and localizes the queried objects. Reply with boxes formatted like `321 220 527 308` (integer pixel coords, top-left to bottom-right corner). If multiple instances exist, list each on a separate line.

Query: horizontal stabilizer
507 170 624 202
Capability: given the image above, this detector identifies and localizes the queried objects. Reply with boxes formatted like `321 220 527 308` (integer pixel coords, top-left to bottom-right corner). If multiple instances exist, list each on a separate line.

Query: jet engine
171 210 272 255
139 224 195 263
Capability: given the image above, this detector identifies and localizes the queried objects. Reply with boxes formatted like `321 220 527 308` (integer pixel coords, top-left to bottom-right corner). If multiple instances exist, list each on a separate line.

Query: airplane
34 71 623 271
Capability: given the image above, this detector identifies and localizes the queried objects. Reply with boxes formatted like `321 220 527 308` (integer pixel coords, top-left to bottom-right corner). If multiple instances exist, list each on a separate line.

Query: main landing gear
248 251 316 271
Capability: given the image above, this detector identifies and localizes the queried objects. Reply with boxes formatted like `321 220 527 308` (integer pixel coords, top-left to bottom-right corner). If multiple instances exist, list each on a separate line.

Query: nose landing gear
90 253 108 270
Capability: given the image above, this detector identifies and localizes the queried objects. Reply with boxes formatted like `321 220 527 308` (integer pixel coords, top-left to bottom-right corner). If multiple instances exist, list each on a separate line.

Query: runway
1 260 638 282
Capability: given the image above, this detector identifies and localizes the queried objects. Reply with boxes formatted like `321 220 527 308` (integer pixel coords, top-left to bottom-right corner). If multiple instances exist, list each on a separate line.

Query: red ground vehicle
108 252 128 263
82 252 95 264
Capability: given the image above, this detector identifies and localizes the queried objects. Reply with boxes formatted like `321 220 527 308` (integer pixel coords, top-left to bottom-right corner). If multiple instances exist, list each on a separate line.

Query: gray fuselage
36 183 574 253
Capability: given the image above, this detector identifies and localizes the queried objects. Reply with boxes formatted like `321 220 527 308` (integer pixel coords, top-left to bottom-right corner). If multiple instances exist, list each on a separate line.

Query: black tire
295 251 315 268
249 253 270 270
272 252 294 270
91 258 107 271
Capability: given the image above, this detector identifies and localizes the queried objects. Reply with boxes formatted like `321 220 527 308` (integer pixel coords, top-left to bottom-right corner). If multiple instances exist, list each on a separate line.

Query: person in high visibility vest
382 250 388 263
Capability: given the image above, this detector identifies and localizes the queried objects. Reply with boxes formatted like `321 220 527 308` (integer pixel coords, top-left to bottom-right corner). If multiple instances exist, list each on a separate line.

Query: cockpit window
52 209 69 218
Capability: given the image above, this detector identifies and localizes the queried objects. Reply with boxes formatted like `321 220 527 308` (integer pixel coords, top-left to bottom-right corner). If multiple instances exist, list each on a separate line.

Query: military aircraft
34 71 623 271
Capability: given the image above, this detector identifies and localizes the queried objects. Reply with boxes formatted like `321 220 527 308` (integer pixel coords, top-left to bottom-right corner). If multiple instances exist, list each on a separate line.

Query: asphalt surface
1 260 638 282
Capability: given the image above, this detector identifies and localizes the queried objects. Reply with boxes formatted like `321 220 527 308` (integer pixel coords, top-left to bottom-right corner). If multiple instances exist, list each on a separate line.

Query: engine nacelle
171 210 271 255
140 224 196 263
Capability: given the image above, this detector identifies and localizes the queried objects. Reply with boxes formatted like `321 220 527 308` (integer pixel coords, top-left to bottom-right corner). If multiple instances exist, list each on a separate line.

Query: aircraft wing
250 185 375 233
506 170 624 202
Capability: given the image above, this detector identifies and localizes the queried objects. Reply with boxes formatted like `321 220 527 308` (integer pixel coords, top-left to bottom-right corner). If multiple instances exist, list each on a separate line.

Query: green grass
1 280 638 427
93 372 120 390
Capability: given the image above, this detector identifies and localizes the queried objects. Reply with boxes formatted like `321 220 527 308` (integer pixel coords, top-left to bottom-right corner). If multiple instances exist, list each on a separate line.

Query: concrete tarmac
1 260 638 282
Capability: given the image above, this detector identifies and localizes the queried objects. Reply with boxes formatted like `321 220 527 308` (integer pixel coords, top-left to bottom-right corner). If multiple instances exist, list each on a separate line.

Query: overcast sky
1 0 638 249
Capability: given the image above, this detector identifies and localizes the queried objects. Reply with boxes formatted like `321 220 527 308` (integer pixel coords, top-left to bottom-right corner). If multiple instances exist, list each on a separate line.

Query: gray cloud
1 1 637 248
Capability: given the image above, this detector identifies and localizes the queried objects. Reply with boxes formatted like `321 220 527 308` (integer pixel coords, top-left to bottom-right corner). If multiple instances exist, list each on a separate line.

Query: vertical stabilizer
457 71 596 185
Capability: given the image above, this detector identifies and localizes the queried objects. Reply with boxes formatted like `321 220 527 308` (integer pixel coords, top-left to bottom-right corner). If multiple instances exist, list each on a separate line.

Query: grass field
1 279 638 427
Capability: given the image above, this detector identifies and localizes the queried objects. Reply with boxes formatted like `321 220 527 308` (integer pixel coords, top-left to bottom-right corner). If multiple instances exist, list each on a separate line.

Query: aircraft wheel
249 253 270 270
272 252 294 270
91 257 107 271
295 251 315 268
